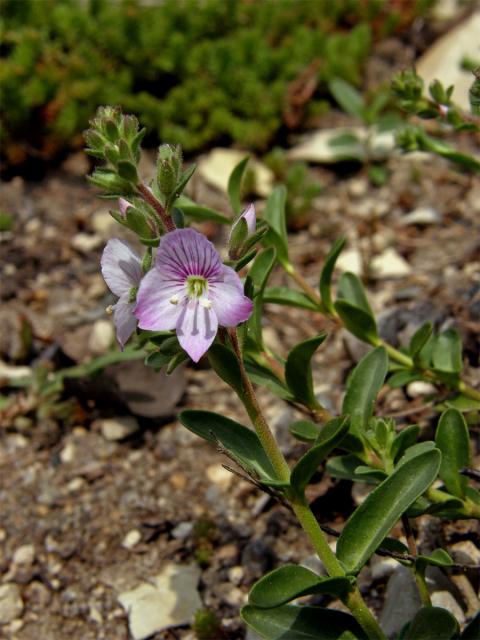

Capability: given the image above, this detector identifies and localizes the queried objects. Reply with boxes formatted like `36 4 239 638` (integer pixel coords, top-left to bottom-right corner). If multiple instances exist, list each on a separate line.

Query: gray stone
99 416 139 441
171 522 193 540
431 591 465 625
0 584 24 625
12 544 35 566
118 563 202 640
449 541 480 566
371 248 411 279
198 148 273 197
121 529 142 550
400 206 440 226
379 566 421 638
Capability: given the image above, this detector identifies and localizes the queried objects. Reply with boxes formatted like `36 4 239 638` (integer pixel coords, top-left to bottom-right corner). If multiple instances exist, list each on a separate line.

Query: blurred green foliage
1 0 429 168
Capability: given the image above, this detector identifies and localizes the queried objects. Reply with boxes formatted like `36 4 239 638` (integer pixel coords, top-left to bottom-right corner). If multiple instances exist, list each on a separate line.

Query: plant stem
402 515 431 607
228 328 387 640
137 183 176 232
285 264 480 403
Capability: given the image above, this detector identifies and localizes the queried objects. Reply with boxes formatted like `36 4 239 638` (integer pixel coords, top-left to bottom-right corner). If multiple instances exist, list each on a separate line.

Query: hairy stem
137 183 176 232
228 327 386 640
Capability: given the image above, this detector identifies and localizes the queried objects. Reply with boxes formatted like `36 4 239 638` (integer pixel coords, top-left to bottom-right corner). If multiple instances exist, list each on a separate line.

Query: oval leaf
285 333 327 408
409 322 433 359
241 604 367 640
247 247 277 348
319 237 346 314
337 449 441 573
334 300 379 344
249 565 352 609
342 347 388 435
208 344 243 396
228 156 249 215
264 287 320 311
291 417 349 493
262 185 289 265
289 420 321 443
337 272 374 316
432 329 463 374
435 408 470 498
400 606 458 640
179 410 276 482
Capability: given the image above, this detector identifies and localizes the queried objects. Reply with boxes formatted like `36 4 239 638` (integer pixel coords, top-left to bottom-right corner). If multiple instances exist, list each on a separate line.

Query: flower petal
156 228 222 280
176 300 218 362
135 270 185 331
113 294 138 348
209 265 253 327
101 239 142 297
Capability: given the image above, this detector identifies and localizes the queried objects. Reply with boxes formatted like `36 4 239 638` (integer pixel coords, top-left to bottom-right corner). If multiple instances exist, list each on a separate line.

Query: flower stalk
137 183 176 232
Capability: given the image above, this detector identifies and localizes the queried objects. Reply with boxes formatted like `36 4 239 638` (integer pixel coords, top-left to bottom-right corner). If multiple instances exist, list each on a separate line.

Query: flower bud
228 204 256 259
118 198 133 218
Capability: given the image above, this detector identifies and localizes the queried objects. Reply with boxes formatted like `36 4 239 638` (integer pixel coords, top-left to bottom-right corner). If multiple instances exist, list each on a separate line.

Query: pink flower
135 228 253 362
118 197 132 217
101 239 143 348
230 203 256 238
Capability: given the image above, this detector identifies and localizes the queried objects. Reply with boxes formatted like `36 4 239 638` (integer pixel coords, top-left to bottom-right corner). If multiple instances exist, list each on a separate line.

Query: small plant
83 104 479 639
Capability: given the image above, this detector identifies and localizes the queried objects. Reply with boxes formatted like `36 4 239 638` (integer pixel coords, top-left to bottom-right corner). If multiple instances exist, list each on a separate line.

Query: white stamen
170 295 180 305
106 305 113 315
200 298 212 309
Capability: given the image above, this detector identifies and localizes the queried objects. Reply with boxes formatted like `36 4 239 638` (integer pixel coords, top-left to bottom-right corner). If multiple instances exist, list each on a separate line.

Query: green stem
228 328 387 640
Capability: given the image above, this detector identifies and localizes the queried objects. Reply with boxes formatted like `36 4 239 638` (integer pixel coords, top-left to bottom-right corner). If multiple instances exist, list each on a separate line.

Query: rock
107 359 186 419
400 206 440 226
370 557 398 582
91 210 116 237
336 248 363 276
371 248 412 278
0 583 24 625
88 319 115 355
288 127 395 164
406 381 437 397
71 232 103 253
449 541 480 565
122 529 142 550
59 442 76 464
12 545 35 566
228 566 244 586
431 591 465 624
206 464 232 490
379 566 421 638
171 522 193 540
99 416 139 441
197 148 274 198
417 13 480 112
118 563 202 640
348 178 369 198
0 362 32 382
62 151 90 176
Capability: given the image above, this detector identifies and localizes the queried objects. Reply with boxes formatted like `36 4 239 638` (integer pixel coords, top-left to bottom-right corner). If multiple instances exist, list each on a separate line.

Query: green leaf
329 78 365 120
174 195 230 224
289 420 321 443
415 549 453 571
326 455 385 484
244 359 293 402
249 565 352 609
409 322 433 359
179 410 277 482
390 425 420 462
432 329 463 374
342 347 388 435
435 408 470 498
228 156 249 215
208 344 243 396
291 417 349 493
335 273 378 342
400 606 458 640
262 185 289 265
336 449 441 573
442 394 480 412
396 441 436 468
285 334 327 408
388 370 423 388
263 287 320 311
337 272 373 316
460 612 480 639
247 248 277 348
319 237 346 314
241 605 367 640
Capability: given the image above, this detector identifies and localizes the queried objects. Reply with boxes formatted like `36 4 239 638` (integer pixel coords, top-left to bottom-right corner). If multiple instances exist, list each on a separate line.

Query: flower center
186 275 208 299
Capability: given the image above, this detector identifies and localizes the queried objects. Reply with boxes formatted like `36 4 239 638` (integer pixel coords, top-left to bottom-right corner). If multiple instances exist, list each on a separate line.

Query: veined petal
209 265 253 327
113 294 138 348
242 203 256 235
135 270 185 331
176 300 218 362
156 228 222 280
101 239 142 297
